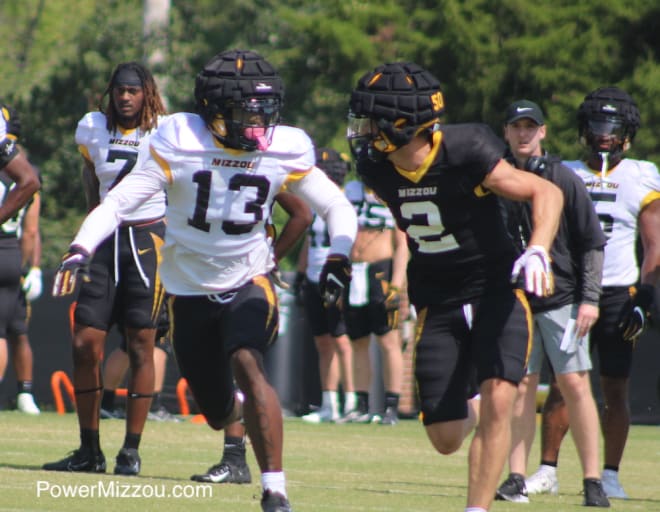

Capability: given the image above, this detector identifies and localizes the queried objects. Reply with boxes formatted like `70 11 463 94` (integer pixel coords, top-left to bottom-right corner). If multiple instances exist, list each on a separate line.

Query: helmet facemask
194 49 283 151
347 61 444 163
577 86 640 164
216 96 281 151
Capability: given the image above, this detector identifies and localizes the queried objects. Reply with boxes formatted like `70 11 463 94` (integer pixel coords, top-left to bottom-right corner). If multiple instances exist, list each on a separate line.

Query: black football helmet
577 86 640 160
347 62 444 162
315 147 350 186
194 49 283 151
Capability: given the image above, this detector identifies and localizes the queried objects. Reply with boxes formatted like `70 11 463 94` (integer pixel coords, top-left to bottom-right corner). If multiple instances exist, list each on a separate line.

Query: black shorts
171 275 279 423
303 280 346 337
74 220 166 331
0 240 28 337
118 294 172 353
345 259 392 339
414 288 531 425
591 286 634 378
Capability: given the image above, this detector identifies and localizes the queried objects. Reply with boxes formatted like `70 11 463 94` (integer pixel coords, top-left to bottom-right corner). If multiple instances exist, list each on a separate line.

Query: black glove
1 104 21 139
292 271 306 307
319 254 351 308
384 284 401 329
52 245 92 297
618 284 655 342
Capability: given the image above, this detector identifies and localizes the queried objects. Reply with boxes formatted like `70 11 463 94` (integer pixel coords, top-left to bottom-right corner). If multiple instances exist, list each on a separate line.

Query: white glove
510 245 554 297
22 267 43 301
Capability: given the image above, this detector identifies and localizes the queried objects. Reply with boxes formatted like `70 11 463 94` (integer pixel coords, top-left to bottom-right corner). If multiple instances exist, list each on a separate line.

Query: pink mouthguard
243 127 269 150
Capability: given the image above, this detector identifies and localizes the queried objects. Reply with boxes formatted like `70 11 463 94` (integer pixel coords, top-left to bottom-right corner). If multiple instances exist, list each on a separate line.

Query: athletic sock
101 389 116 411
123 432 141 451
17 380 33 394
356 391 369 414
344 391 357 413
385 391 400 411
150 392 162 412
80 428 101 454
261 471 286 497
322 390 339 417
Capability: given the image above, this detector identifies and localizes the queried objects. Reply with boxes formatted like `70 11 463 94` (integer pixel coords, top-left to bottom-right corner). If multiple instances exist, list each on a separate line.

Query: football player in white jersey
296 147 357 424
44 62 168 477
339 178 408 426
51 50 357 512
527 87 660 500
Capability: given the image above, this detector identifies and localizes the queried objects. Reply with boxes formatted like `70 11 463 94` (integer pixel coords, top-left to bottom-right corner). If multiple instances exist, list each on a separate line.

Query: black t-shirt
502 154 606 312
358 123 518 309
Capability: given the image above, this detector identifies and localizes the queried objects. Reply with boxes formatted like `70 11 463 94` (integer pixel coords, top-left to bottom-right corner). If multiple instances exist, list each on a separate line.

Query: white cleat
17 392 41 415
525 465 559 495
301 408 338 424
601 469 628 499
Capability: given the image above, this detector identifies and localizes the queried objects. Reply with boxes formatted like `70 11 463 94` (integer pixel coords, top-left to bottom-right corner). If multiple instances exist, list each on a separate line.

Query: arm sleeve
288 166 357 257
580 247 604 305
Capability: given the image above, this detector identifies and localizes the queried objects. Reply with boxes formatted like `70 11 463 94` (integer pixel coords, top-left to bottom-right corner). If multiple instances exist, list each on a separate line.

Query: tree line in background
1 0 659 269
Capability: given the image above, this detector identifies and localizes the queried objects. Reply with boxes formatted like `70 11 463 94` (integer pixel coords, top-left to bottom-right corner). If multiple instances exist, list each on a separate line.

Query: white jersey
152 114 316 293
305 214 331 283
344 180 395 230
565 158 660 287
75 111 167 222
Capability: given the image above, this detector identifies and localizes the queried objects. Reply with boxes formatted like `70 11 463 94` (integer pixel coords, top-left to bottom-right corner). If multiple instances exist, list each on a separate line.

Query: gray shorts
526 303 592 375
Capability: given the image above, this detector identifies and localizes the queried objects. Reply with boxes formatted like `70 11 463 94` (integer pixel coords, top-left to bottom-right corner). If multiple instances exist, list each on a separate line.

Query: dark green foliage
1 0 659 267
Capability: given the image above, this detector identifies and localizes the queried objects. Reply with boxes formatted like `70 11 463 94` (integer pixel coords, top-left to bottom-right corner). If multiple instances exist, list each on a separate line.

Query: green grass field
1 411 659 511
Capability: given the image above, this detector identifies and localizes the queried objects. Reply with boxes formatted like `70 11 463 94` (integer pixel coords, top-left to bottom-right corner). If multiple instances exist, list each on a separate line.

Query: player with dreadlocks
525 86 660 501
44 61 168 476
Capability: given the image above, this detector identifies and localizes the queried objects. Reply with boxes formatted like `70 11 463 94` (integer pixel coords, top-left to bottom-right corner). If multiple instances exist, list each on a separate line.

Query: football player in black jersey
347 62 563 512
0 104 40 225
495 100 608 506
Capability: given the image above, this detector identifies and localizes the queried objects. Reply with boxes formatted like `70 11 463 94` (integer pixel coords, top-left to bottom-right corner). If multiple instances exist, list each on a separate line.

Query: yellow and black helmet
194 49 283 151
347 62 444 161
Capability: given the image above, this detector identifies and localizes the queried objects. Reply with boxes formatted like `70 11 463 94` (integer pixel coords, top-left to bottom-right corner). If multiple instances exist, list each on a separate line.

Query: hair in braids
99 61 166 134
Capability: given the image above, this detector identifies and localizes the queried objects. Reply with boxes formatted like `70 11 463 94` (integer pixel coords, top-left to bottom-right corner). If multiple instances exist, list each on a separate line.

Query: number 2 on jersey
400 201 459 253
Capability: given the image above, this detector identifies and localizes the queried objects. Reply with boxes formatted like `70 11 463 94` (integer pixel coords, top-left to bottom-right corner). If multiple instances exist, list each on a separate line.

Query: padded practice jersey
142 113 315 294
75 112 167 221
344 180 395 230
357 123 517 308
565 158 660 287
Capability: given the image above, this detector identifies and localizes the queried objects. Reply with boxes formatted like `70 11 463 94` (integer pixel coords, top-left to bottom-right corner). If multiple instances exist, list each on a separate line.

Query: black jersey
503 155 606 313
357 123 518 309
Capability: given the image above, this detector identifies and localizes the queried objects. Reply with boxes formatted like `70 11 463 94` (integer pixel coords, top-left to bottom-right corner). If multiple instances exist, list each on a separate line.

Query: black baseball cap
504 100 545 125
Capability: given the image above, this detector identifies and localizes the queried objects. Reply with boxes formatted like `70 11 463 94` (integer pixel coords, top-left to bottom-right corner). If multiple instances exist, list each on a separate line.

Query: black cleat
114 448 141 476
261 490 292 512
191 459 252 484
43 448 106 473
583 478 610 507
495 472 529 503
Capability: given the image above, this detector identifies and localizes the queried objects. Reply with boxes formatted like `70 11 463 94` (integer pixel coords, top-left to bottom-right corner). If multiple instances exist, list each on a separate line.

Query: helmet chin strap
599 151 609 190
